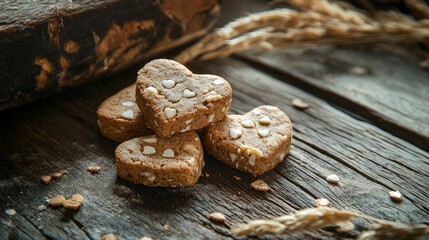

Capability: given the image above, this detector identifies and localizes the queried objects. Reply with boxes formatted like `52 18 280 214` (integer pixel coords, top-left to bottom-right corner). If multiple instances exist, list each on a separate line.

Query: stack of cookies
97 59 293 187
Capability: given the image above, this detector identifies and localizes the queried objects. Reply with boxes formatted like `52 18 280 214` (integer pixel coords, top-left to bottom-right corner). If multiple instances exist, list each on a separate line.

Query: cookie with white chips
115 131 204 187
135 59 232 138
202 105 292 176
97 84 153 142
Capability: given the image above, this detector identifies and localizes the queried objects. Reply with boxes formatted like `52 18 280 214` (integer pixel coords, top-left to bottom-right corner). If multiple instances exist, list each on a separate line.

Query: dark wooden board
0 0 220 111
239 47 429 150
1 57 428 239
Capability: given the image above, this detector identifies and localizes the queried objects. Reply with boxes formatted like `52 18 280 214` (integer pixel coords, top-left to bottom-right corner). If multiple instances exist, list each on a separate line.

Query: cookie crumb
37 205 47 211
326 174 340 184
101 233 117 240
63 194 84 210
389 190 403 202
41 175 52 184
292 98 310 110
233 176 241 181
250 179 271 191
139 237 154 240
205 173 210 177
315 198 330 207
349 66 368 75
48 195 66 207
163 224 169 230
5 209 16 216
51 170 68 179
209 212 226 223
87 166 101 174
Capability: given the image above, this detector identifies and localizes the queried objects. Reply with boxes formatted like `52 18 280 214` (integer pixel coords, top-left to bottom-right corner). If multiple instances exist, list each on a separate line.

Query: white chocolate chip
326 174 340 184
208 114 215 123
162 149 175 158
389 191 403 202
144 86 158 94
279 152 286 160
121 101 134 107
229 153 237 162
164 107 177 119
213 79 224 85
183 144 198 154
143 137 158 143
141 172 156 182
121 110 134 119
143 146 156 155
183 89 196 98
257 129 270 137
241 120 255 128
259 116 271 125
248 155 256 166
162 80 175 89
187 157 195 163
204 95 222 102
240 145 263 158
185 119 193 125
254 109 262 115
229 128 243 139
180 125 191 133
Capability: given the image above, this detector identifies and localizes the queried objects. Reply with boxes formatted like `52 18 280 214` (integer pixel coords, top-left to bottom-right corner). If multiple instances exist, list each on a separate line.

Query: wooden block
0 0 220 110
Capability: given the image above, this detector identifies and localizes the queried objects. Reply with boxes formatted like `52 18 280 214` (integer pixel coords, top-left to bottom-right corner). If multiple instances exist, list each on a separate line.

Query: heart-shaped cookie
136 59 232 138
97 84 153 142
202 106 292 176
115 131 204 187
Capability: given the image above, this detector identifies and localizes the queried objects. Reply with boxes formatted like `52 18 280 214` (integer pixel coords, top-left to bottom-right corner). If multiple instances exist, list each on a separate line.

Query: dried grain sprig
232 207 358 236
405 0 429 18
175 0 429 64
231 207 429 239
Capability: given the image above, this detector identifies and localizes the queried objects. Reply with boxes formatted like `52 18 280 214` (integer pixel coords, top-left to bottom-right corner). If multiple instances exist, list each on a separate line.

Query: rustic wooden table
1 1 428 240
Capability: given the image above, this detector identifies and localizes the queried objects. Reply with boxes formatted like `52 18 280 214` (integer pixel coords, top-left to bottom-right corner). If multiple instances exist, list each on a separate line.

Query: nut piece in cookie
135 59 232 138
115 131 204 187
203 105 292 176
97 84 153 142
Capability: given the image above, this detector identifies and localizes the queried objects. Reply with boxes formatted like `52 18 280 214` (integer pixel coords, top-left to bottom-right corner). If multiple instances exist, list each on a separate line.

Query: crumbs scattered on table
48 194 84 209
163 224 169 230
349 66 368 75
101 233 117 240
52 169 68 179
63 194 84 210
209 212 226 223
233 176 241 181
5 209 16 216
292 99 310 110
87 166 101 174
37 205 47 211
205 173 210 177
48 195 66 207
326 174 340 184
315 198 331 207
41 175 52 184
389 190 403 202
250 179 271 191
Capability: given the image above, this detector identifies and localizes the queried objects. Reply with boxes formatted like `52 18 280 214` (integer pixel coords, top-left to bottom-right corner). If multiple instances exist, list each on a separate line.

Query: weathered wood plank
0 0 220 111
1 57 428 239
239 47 429 150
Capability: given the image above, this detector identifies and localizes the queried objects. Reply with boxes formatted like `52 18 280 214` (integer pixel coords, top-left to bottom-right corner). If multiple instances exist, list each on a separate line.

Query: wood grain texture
0 0 220 111
239 47 429 150
1 58 427 239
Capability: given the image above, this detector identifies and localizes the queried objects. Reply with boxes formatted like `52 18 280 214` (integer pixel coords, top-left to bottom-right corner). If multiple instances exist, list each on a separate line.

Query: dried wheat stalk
174 0 429 64
231 207 429 239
